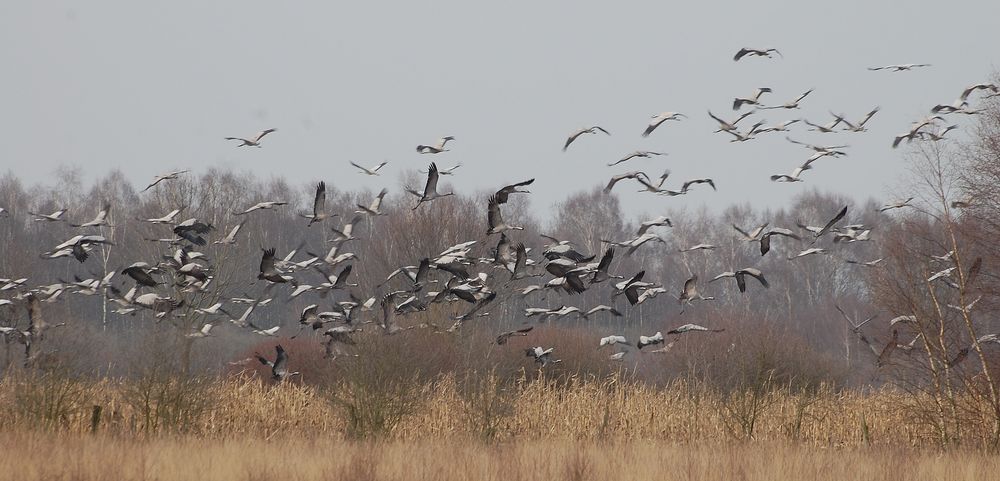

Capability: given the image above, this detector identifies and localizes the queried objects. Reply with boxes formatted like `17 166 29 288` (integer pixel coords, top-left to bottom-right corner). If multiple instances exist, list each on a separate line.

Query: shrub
326 335 425 439
123 370 210 434
10 370 90 431
457 370 517 440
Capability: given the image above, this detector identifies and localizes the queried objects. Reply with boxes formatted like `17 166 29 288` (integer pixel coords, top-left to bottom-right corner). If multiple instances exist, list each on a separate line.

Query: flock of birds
2 48 999 380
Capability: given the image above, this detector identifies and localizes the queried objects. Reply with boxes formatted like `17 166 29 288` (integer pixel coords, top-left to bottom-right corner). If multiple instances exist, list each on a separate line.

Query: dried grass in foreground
4 433 999 481
3 372 999 447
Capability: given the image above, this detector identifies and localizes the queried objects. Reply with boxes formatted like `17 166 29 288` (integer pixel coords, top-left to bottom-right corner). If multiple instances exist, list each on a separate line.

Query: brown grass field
3 372 999 480
5 434 1000 481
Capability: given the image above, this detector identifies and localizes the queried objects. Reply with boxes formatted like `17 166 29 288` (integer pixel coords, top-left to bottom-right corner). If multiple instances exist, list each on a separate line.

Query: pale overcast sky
2 1 998 218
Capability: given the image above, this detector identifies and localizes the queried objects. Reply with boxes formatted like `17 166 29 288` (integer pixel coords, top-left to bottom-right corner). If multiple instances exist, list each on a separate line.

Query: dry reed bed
5 433 1000 481
0 373 990 446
